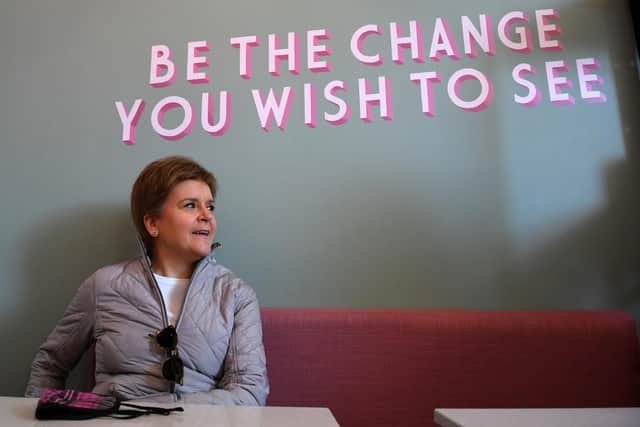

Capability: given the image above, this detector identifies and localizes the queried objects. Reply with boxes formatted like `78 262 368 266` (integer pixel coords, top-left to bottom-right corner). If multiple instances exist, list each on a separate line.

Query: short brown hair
130 156 217 255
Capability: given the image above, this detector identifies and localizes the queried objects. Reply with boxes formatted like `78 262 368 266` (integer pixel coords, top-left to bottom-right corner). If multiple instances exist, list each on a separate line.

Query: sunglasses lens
162 356 184 385
155 326 183 384
156 325 178 349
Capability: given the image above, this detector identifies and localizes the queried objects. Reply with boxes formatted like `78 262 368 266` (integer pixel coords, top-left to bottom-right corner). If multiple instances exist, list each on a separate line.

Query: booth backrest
261 309 640 427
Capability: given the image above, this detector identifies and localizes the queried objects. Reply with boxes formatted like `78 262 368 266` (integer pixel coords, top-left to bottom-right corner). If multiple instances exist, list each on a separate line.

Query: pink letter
304 83 317 128
577 57 606 103
429 18 460 61
251 87 295 131
150 96 195 140
230 35 260 79
307 29 332 72
115 99 145 145
149 45 176 87
461 15 495 58
512 63 540 107
447 68 493 112
390 21 425 64
187 40 211 84
497 11 532 53
350 24 383 65
358 76 393 122
269 32 300 76
201 92 231 136
545 60 574 105
324 80 351 125
409 72 442 117
536 9 563 51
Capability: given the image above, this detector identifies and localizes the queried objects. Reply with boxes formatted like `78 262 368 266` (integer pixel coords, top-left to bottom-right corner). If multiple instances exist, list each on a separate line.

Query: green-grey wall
1 0 639 396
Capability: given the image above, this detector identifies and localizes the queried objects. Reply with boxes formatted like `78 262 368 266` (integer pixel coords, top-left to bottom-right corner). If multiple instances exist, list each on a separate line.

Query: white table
1 397 339 427
435 408 640 427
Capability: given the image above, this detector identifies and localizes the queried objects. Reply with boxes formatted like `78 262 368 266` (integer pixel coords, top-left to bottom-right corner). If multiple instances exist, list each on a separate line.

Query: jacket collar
136 236 220 280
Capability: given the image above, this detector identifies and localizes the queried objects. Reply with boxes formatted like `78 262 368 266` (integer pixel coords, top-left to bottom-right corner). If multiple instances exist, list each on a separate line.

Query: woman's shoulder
87 257 145 286
209 263 258 299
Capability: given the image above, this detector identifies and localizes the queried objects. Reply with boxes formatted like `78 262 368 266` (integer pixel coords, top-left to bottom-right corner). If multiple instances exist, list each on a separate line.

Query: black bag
35 389 184 420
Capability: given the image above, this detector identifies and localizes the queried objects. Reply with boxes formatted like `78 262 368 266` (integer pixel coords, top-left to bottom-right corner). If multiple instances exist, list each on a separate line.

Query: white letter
304 83 317 128
447 68 493 111
230 35 260 79
150 96 194 140
149 45 176 87
461 15 495 57
350 24 383 65
512 63 540 106
410 72 442 117
545 60 574 105
187 40 211 84
324 80 351 125
577 58 606 103
429 18 460 61
307 29 332 72
201 92 231 135
115 99 146 145
497 11 532 53
390 21 424 64
251 87 295 131
358 76 393 122
536 9 563 51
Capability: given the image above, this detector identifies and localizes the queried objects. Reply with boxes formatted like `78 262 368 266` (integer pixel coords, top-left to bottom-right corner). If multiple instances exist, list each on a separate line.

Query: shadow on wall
5 204 136 396
497 11 640 323
497 158 640 320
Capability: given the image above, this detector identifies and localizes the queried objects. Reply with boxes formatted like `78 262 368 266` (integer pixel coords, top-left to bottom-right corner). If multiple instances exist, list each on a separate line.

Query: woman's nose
199 207 213 221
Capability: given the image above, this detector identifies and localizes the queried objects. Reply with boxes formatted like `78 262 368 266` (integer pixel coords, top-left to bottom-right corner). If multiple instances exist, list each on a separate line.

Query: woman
25 156 268 405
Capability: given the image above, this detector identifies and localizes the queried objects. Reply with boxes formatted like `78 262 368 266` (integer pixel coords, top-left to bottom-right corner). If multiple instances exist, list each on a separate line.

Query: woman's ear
143 214 159 237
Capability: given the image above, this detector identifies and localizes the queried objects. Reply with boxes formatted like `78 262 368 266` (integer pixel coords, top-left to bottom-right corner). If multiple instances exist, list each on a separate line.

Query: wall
1 0 639 396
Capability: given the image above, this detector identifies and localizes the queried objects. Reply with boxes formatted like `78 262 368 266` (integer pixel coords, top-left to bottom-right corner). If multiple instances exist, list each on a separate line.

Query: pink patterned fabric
36 388 183 420
261 309 640 427
39 389 117 410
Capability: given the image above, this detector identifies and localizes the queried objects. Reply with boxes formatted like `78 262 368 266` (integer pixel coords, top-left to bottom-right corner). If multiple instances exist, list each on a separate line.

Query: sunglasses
154 325 184 385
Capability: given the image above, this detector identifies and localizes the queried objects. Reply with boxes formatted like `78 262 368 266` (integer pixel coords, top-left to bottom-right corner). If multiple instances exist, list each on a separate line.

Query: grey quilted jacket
25 252 269 405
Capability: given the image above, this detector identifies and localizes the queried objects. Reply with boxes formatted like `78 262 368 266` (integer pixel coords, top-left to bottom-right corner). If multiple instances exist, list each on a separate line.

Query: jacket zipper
174 259 208 330
136 237 218 394
174 242 220 330
136 238 170 328
136 238 174 392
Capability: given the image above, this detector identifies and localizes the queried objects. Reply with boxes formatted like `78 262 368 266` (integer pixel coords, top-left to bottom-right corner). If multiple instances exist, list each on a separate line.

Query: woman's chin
193 244 214 258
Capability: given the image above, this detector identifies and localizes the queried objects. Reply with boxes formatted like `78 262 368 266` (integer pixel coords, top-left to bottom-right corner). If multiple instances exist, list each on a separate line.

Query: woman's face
145 179 217 265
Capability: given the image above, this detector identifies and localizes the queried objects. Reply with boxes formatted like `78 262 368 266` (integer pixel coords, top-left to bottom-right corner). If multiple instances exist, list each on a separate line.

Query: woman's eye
185 202 196 208
208 205 215 211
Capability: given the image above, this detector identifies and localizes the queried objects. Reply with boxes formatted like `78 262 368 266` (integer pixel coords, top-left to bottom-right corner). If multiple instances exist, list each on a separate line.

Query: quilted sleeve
25 273 96 397
180 280 269 405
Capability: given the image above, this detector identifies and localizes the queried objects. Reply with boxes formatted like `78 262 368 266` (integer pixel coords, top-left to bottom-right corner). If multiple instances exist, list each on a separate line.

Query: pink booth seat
260 309 640 427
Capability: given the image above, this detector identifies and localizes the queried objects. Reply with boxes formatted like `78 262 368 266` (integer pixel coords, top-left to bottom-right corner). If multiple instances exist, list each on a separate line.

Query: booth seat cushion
261 309 640 427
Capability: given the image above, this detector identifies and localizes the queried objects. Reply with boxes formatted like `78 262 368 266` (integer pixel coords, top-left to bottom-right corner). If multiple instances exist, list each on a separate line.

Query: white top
153 273 189 326
434 408 640 427
2 397 340 427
